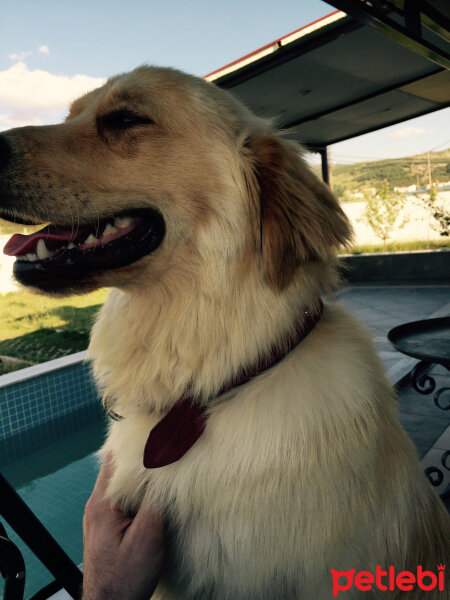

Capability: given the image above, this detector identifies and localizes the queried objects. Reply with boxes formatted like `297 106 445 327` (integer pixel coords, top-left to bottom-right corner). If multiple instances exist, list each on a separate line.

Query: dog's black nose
0 135 12 172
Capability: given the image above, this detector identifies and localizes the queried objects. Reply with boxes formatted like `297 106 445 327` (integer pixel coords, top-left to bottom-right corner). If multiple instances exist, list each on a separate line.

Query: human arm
82 455 164 600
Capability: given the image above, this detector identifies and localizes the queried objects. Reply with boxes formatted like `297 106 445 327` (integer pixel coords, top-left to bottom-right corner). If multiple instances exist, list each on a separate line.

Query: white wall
342 190 450 246
0 235 19 293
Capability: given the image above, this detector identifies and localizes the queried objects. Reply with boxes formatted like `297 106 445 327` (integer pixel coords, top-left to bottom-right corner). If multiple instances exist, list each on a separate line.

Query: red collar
143 300 324 468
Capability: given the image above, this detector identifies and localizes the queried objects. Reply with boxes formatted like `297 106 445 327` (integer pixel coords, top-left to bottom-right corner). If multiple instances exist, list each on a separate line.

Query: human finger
123 503 165 551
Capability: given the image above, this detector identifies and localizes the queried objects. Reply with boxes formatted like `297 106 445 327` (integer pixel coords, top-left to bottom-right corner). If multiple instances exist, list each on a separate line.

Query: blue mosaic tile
0 359 101 464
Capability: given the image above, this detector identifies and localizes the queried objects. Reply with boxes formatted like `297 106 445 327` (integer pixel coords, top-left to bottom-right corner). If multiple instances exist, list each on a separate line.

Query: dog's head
0 65 351 295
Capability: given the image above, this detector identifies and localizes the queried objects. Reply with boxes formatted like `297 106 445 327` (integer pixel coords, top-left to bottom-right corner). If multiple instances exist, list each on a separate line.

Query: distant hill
326 148 450 198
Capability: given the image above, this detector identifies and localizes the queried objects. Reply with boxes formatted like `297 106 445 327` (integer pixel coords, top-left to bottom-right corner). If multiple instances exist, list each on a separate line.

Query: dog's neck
88 261 330 415
142 299 323 468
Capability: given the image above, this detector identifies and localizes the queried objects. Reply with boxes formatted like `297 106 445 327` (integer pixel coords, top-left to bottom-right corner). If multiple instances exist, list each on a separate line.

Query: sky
1 0 449 164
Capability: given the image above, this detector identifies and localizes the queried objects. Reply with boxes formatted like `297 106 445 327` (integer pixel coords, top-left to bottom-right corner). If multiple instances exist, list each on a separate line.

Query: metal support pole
0 473 83 600
320 146 330 185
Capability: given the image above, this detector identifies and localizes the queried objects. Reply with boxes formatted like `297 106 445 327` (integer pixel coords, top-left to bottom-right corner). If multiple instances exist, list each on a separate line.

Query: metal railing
0 473 83 600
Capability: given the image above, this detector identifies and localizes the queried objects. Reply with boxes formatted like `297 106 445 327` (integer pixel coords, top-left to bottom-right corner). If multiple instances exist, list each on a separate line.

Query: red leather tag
143 398 207 468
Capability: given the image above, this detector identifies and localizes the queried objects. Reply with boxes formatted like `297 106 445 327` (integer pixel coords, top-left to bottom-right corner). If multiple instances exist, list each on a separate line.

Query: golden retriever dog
0 66 448 599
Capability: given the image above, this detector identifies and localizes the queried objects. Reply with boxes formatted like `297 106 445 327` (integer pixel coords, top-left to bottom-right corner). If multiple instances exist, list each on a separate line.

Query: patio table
388 317 450 490
388 317 450 410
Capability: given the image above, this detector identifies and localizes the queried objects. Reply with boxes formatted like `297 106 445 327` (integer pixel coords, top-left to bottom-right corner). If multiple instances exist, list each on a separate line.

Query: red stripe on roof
204 10 342 79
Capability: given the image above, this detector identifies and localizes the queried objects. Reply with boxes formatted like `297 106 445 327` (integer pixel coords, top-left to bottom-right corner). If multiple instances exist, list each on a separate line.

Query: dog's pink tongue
3 227 76 256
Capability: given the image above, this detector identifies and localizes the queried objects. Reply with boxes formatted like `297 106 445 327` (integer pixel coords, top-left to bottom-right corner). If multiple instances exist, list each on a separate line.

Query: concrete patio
333 281 450 504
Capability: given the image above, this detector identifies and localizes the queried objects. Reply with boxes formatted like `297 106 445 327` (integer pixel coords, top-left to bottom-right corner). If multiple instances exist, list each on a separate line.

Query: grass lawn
345 238 450 254
0 288 109 375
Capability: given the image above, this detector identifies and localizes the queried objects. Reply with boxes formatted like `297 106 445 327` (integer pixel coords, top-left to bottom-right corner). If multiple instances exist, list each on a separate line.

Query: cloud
0 62 106 131
387 126 426 140
10 51 32 62
0 112 44 130
10 45 50 62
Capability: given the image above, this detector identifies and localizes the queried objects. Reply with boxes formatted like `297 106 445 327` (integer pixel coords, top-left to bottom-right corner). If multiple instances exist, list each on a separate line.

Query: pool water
1 412 107 599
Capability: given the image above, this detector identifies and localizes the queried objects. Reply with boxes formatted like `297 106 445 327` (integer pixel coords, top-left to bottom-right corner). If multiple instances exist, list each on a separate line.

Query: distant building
349 191 365 200
394 184 417 193
348 187 376 200
394 180 450 194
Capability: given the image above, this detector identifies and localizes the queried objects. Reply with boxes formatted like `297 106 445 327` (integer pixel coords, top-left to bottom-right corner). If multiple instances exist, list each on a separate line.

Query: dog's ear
244 133 352 291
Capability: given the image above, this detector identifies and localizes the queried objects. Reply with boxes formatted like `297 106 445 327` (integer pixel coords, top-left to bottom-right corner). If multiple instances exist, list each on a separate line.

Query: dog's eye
99 109 154 131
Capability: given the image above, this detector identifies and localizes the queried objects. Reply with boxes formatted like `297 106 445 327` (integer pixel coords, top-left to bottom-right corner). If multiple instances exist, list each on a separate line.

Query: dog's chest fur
92 302 440 600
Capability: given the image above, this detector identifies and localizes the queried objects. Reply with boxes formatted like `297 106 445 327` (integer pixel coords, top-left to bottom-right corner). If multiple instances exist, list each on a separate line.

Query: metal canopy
205 8 450 152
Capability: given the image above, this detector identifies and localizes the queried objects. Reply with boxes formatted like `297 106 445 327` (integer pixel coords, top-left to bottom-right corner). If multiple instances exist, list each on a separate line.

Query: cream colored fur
2 65 448 599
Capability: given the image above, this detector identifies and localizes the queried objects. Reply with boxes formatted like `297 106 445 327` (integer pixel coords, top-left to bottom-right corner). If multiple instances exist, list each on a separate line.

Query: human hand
82 454 164 600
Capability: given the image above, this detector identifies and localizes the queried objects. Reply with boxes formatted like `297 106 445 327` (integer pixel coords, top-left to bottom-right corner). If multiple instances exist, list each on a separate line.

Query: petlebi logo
331 564 446 596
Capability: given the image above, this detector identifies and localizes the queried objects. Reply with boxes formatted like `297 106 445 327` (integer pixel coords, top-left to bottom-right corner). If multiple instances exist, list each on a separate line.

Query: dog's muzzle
2 208 166 294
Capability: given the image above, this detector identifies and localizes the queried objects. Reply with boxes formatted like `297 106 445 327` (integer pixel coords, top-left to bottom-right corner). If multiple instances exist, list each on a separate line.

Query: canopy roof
205 6 450 149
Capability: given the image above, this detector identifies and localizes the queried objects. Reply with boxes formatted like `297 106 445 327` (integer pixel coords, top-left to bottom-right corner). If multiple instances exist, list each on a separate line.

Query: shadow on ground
0 304 102 373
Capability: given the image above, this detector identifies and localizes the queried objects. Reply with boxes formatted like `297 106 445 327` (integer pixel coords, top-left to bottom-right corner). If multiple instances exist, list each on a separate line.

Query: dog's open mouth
3 208 165 292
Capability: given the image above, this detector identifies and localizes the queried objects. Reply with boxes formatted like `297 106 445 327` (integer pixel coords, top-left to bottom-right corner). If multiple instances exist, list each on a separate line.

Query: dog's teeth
102 223 118 237
84 234 99 246
36 239 54 260
25 253 37 261
114 216 133 228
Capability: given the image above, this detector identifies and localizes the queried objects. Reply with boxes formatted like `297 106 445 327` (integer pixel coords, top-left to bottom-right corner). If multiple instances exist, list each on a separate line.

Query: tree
417 183 449 237
360 181 409 251
332 183 346 200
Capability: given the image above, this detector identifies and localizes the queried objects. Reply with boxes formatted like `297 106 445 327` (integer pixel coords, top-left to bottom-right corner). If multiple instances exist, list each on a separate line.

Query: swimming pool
0 354 107 598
